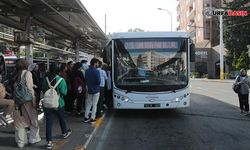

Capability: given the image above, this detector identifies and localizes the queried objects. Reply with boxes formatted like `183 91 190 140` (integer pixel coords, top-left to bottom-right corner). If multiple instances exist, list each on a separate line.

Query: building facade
190 45 229 78
176 0 233 78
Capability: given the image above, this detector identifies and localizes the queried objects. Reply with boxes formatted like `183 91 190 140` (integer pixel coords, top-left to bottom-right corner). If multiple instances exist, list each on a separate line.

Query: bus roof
112 31 189 39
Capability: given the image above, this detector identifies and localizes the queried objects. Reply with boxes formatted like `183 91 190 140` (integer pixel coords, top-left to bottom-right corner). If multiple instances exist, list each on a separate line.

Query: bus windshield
114 38 188 92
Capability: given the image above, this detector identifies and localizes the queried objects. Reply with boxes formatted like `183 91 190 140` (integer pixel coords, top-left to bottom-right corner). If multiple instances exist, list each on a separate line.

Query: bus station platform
0 109 106 150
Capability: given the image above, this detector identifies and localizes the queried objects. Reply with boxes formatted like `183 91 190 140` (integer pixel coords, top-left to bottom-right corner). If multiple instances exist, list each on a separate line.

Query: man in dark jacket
84 58 100 124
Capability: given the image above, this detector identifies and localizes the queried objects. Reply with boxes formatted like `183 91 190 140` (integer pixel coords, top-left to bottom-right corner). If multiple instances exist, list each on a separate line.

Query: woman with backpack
10 59 40 148
72 62 86 117
42 63 72 149
31 63 42 109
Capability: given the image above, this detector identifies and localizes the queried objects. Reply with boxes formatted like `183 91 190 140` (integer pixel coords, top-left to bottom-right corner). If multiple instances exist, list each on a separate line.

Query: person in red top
59 63 71 115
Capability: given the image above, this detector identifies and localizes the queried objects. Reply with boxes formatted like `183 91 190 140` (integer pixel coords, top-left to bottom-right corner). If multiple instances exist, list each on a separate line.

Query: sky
82 0 179 34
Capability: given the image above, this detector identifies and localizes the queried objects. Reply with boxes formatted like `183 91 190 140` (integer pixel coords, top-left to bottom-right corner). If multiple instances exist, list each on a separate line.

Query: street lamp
158 8 172 31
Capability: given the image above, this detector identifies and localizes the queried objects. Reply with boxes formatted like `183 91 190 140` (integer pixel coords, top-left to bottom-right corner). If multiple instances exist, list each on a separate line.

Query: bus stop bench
0 105 10 125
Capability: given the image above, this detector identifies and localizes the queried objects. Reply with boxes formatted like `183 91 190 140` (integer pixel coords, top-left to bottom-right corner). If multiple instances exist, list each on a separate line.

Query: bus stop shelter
0 0 109 68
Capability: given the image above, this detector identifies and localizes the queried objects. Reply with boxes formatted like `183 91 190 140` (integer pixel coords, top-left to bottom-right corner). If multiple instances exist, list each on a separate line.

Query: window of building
181 17 183 23
193 2 195 10
197 0 200 6
187 23 189 30
198 29 200 36
195 61 208 76
198 13 200 22
186 11 189 18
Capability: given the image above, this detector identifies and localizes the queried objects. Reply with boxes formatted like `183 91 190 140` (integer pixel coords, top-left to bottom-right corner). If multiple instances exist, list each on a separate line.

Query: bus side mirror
190 44 195 62
103 41 111 63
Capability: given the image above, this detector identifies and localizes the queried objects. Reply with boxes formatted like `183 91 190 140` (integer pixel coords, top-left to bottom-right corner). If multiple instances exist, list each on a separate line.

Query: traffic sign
36 30 45 38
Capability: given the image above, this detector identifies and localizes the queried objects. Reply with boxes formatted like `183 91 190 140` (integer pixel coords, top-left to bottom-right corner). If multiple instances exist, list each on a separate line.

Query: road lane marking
195 86 235 98
95 110 116 150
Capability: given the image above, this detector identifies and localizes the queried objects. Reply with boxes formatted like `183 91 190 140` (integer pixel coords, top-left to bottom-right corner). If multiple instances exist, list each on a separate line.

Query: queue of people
0 58 112 149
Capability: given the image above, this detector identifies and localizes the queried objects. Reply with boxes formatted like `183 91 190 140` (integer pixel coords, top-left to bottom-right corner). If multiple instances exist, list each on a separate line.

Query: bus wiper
152 82 176 93
126 86 154 94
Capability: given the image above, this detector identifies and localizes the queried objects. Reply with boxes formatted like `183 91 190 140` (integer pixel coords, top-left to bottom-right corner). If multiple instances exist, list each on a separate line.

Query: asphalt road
89 80 250 150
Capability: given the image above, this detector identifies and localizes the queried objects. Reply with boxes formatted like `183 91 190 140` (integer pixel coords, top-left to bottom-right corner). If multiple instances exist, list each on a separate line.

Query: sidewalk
0 109 106 150
190 78 235 83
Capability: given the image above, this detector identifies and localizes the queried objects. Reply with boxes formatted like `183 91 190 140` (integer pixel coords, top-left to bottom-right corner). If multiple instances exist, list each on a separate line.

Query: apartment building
175 0 245 78
176 0 223 48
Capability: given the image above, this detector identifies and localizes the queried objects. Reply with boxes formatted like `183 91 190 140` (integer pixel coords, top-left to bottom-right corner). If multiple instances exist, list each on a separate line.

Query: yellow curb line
52 139 69 149
91 117 104 127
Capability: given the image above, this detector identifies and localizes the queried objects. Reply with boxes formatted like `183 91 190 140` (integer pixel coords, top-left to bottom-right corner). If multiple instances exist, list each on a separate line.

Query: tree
128 28 145 32
222 0 250 70
233 51 250 69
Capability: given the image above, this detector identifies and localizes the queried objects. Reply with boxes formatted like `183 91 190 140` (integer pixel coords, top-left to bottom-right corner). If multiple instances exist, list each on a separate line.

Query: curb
82 112 107 150
190 79 234 83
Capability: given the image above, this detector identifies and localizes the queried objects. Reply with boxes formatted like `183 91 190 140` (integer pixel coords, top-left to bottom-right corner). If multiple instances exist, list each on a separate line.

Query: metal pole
158 8 172 31
47 51 49 71
43 38 45 57
220 15 224 80
163 9 172 31
105 14 106 34
76 39 80 62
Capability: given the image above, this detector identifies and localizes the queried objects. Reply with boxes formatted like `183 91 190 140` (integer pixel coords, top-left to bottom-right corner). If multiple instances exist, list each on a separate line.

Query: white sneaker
0 119 6 125
30 138 41 144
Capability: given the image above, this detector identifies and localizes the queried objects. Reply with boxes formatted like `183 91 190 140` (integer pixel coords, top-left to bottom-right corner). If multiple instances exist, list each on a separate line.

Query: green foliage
195 72 199 77
202 74 209 78
190 72 194 78
233 51 250 69
224 73 229 77
20 50 25 56
221 0 250 69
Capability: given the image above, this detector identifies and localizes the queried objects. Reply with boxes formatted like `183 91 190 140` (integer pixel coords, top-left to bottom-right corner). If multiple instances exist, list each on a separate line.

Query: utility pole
220 15 224 80
105 14 106 34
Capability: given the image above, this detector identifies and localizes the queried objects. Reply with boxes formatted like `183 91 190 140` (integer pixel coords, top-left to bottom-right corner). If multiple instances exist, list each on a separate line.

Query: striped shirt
97 68 108 87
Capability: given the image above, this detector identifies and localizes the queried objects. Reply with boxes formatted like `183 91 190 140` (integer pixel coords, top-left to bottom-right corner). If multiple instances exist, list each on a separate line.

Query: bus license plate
144 104 160 107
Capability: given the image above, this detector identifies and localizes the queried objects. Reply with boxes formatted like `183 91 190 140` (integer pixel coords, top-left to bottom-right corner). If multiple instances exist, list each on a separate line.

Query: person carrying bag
42 64 72 149
234 68 250 116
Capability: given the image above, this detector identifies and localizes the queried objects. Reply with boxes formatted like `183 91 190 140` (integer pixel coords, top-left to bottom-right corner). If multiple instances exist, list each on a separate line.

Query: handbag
232 76 241 93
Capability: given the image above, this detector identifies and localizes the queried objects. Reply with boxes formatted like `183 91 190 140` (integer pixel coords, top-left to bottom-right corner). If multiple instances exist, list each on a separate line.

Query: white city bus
103 31 195 109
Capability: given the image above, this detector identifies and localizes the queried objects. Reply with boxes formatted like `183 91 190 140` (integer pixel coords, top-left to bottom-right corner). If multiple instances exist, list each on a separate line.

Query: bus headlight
175 97 179 101
125 98 129 102
121 97 125 101
180 96 183 100
117 96 120 99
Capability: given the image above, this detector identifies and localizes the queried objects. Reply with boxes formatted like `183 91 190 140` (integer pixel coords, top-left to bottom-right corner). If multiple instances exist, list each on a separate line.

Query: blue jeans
45 107 67 141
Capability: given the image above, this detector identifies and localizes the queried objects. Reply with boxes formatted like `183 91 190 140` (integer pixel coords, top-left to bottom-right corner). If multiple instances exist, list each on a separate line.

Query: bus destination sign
124 41 178 49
